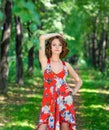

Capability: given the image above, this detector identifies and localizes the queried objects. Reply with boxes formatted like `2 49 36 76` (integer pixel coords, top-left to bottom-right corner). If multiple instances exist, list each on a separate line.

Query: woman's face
51 38 62 55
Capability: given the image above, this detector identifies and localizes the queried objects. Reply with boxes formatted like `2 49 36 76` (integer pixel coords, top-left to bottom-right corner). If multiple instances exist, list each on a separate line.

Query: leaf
12 1 40 24
31 12 40 25
29 23 37 32
26 1 35 11
0 11 4 20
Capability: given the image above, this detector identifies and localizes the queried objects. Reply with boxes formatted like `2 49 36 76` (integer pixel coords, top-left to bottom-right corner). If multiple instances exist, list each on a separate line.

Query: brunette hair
45 36 69 58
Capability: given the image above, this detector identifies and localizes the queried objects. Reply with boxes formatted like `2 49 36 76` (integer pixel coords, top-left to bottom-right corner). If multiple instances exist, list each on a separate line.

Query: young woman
36 33 82 130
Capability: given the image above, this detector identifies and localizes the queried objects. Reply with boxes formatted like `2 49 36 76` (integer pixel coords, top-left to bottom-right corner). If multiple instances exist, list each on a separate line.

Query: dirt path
68 78 83 130
74 92 83 130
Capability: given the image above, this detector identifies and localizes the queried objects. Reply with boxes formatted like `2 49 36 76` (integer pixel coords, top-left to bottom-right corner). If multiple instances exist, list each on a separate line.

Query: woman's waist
43 82 68 88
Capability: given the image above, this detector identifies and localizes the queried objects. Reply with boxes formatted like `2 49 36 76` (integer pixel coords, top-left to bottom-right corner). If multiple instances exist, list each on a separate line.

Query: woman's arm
39 33 62 71
66 62 82 95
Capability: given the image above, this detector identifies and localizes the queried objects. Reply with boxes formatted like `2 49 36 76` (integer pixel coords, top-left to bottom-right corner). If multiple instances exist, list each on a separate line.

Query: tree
28 46 34 76
0 0 12 94
15 16 24 85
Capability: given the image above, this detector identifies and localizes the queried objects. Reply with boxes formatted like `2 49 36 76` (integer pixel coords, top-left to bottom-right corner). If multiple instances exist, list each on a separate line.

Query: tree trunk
99 30 108 72
28 46 34 76
0 0 12 94
15 16 24 85
91 18 98 68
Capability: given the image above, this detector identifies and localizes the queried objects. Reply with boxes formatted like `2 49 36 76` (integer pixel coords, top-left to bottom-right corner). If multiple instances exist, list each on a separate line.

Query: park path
74 90 83 130
67 78 83 130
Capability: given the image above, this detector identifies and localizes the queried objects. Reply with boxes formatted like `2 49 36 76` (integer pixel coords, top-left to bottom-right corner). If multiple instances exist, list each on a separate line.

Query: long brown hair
45 36 69 58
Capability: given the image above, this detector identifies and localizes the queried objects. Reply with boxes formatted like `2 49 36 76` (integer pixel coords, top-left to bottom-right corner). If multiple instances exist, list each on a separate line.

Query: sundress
37 59 76 130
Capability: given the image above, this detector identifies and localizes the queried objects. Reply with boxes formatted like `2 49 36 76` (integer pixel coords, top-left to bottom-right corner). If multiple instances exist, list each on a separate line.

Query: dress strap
47 58 50 63
62 61 66 66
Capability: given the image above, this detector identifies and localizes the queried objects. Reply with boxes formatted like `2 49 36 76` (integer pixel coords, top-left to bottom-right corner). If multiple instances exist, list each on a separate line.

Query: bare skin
37 33 82 130
61 122 69 130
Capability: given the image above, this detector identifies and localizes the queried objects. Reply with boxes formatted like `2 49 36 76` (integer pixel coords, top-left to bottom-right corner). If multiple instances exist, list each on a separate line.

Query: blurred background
0 0 109 130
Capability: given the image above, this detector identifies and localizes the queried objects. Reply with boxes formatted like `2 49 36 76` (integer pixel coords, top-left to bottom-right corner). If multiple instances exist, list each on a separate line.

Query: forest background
0 0 109 130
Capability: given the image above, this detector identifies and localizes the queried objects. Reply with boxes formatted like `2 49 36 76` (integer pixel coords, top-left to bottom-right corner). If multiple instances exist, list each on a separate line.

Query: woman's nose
56 45 59 48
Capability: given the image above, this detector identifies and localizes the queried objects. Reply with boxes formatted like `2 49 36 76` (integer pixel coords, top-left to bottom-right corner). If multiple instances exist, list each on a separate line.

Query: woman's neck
50 55 60 62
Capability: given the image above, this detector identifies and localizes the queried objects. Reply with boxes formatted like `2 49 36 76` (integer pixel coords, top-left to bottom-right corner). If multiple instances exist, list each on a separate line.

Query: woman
37 33 82 130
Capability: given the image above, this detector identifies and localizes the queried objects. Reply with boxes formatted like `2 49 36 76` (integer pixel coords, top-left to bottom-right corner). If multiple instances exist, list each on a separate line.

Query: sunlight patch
80 89 99 93
89 104 105 109
7 121 34 128
36 94 42 99
26 94 37 98
105 105 109 111
80 88 109 95
0 123 5 126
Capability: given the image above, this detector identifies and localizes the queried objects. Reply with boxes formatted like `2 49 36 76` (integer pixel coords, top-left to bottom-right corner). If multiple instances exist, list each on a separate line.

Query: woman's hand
59 33 65 39
65 86 78 95
72 88 78 95
39 33 64 41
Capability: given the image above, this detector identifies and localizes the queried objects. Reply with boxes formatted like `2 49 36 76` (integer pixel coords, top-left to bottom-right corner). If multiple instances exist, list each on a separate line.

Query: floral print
37 59 76 130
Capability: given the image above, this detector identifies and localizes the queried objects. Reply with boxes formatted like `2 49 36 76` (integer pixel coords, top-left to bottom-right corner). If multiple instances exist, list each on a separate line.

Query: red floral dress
37 59 76 130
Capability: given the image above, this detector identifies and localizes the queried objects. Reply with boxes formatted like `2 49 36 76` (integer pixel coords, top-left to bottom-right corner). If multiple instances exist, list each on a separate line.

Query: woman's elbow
39 35 45 40
79 79 83 87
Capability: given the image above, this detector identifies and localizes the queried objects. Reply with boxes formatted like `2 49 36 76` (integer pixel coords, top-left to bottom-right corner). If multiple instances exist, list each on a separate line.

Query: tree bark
28 46 34 76
0 0 12 94
15 16 24 85
91 18 98 68
98 30 108 72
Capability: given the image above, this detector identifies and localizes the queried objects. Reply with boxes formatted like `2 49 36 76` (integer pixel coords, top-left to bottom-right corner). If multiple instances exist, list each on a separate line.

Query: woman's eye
52 44 56 46
52 43 62 46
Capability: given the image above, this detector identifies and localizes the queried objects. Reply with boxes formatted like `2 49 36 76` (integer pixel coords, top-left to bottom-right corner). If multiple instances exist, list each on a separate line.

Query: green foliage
0 11 4 21
13 1 40 24
29 23 37 32
1 0 109 84
8 56 16 82
63 4 85 58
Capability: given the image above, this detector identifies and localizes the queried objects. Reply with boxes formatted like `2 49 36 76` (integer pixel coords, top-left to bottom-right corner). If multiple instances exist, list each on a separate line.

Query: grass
0 72 43 130
80 69 109 130
0 68 109 130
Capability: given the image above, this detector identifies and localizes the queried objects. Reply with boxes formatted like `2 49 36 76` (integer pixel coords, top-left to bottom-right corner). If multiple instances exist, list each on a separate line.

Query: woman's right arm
39 33 62 71
39 35 47 64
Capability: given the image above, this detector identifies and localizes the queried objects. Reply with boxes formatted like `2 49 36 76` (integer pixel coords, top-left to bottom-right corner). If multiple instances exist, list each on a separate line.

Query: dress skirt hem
36 121 76 130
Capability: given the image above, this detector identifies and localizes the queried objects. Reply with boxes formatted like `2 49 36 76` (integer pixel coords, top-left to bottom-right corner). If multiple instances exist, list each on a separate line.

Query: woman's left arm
66 62 82 95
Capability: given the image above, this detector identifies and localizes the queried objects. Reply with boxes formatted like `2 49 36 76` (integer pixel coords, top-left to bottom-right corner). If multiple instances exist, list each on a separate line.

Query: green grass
0 68 109 130
80 69 109 130
0 72 43 130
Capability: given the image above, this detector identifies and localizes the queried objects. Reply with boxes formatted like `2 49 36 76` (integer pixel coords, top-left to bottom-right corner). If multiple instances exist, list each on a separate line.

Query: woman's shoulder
64 61 69 66
64 61 73 69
